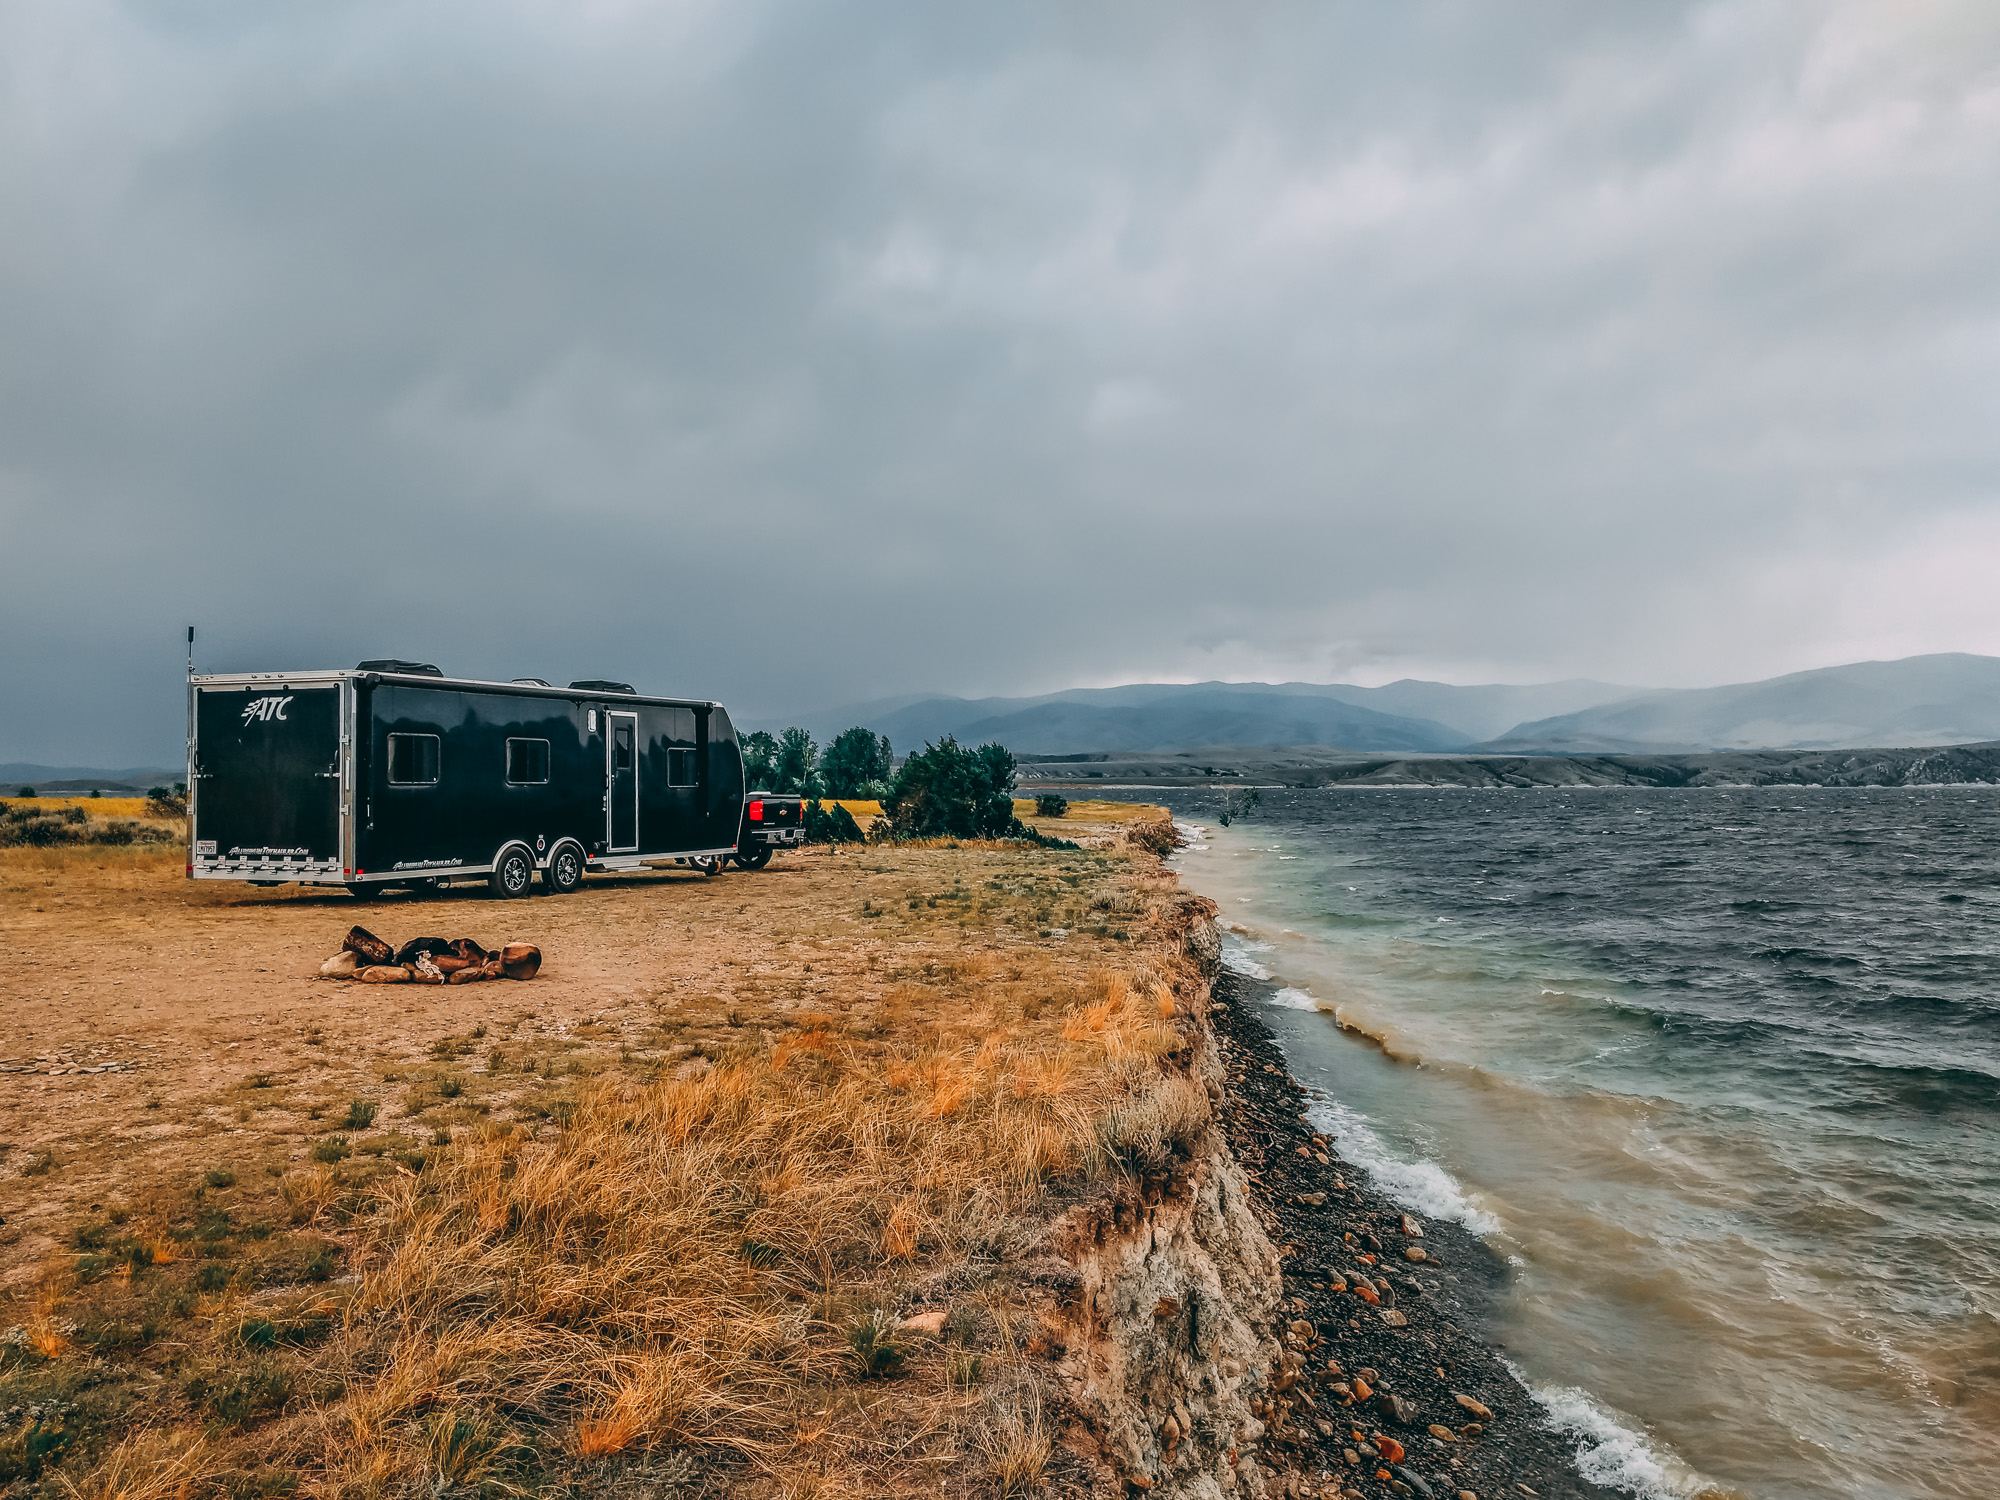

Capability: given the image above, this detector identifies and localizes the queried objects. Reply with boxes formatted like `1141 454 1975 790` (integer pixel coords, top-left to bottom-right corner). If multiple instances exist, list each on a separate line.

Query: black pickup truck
734 792 804 868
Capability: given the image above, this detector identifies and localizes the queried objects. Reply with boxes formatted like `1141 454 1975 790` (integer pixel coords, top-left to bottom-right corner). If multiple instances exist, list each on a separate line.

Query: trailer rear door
192 685 342 874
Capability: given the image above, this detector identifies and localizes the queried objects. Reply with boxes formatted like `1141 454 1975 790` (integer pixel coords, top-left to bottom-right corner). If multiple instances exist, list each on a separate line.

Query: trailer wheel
489 846 534 899
346 883 376 900
734 846 773 871
545 842 585 895
693 854 723 877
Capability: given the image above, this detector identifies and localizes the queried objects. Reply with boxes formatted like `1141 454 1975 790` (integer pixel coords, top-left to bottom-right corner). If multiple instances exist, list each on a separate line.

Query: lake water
1125 786 1998 1499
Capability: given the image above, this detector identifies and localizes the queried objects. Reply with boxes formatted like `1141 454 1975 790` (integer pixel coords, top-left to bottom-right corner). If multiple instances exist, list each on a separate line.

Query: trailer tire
545 842 585 895
489 845 535 899
693 854 723 877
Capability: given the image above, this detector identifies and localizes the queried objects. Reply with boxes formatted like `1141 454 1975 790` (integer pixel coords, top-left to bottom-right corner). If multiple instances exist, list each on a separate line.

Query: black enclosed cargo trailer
186 665 746 896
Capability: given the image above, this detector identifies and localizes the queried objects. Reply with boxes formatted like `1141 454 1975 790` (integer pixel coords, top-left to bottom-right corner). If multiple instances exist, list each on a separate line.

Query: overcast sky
6 1 2000 764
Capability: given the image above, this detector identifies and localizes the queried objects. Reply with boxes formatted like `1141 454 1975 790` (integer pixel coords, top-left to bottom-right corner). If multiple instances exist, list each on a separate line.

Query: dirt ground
0 807 1156 1294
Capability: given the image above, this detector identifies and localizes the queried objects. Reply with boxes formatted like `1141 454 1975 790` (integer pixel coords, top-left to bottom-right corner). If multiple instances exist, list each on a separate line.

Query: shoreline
1199 959 1622 1500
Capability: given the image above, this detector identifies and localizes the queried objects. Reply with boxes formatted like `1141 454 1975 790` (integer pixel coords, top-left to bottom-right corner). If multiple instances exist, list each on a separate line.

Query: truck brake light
748 800 764 821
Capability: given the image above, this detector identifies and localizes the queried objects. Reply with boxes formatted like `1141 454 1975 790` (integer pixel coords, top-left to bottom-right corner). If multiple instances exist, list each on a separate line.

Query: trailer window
387 733 440 785
668 747 696 786
506 738 550 785
613 724 634 771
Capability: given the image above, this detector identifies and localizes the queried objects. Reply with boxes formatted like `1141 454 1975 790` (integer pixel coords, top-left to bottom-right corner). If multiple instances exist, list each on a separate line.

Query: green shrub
880 737 1020 840
0 1414 72 1482
1035 794 1068 818
342 1098 378 1131
847 1310 906 1378
805 800 867 844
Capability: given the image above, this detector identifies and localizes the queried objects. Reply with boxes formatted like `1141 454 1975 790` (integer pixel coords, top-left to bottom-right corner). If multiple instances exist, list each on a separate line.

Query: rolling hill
772 655 2000 757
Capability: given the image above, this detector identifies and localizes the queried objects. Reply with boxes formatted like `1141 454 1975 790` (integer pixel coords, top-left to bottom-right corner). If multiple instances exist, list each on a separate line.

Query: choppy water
1128 786 1999 1499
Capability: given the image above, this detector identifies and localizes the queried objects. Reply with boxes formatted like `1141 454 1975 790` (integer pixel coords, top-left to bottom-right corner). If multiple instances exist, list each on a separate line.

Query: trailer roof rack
358 659 443 676
569 679 636 693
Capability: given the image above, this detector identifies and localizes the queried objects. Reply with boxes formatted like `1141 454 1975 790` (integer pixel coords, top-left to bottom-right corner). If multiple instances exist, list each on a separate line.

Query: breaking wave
1514 1372 1712 1500
1304 1097 1501 1237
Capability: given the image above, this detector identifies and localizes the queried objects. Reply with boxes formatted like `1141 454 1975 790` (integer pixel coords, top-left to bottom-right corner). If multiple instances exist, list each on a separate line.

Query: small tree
805 800 867 844
776 727 819 796
740 731 779 791
882 737 1019 840
17 787 34 799
820 727 894 799
1035 793 1068 818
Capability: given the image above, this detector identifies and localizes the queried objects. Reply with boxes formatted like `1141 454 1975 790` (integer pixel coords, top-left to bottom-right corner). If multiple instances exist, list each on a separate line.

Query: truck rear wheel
489 846 534 899
734 846 772 870
546 842 585 895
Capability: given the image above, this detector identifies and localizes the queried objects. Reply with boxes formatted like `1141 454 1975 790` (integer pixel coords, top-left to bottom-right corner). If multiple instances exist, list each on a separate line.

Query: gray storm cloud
4 0 1999 762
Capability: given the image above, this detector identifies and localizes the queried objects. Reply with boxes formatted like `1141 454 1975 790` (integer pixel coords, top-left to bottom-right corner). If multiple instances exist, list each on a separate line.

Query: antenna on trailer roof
187 625 195 676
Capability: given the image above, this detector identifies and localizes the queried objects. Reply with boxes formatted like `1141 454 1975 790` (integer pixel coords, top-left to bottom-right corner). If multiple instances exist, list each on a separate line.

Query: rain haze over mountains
775 653 2000 757
6 3 2000 764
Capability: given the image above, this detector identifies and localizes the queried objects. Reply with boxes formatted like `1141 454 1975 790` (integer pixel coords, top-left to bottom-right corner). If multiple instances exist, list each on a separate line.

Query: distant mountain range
1 763 182 797
772 654 2000 756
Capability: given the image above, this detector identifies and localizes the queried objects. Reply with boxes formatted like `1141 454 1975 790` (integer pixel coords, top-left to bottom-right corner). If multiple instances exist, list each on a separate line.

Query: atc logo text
241 695 294 724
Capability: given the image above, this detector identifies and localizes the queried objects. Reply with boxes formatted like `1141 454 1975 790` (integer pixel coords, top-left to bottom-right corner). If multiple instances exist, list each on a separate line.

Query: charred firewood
343 926 395 965
394 936 455 965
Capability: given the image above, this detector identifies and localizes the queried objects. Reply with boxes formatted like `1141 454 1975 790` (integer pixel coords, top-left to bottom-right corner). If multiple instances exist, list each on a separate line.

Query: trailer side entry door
192 685 342 878
607 711 638 852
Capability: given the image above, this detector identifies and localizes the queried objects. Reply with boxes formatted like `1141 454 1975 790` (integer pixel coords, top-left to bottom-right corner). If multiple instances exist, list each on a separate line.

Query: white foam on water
1220 944 1272 981
1270 986 1321 1012
1305 1098 1502 1236
1511 1369 1711 1500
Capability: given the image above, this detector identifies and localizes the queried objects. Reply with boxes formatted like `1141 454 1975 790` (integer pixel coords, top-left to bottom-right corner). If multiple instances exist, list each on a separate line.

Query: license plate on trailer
195 841 217 856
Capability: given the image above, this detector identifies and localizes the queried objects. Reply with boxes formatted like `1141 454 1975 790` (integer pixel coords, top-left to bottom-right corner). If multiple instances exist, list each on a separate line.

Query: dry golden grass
824 798 884 818
0 797 168 818
4 818 1207 1498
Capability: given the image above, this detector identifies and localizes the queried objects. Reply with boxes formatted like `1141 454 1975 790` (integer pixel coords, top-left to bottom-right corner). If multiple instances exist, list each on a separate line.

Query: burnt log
395 936 455 965
343 926 395 965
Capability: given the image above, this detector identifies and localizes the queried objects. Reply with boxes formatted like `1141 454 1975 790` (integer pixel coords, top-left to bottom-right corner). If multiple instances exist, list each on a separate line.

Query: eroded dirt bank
1030 915 1621 1500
